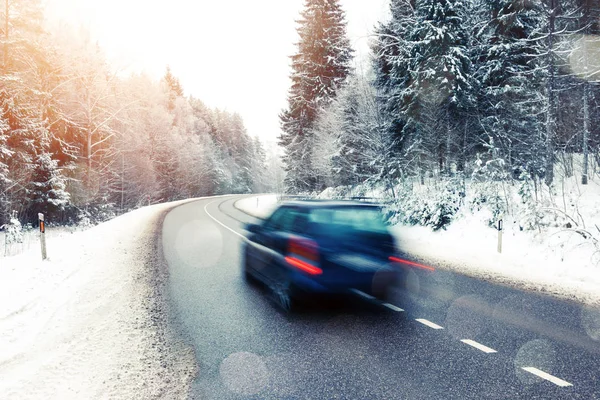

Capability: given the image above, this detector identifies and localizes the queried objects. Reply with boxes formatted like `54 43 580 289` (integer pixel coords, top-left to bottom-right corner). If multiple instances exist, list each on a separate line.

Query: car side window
289 211 308 234
263 207 308 234
263 207 288 231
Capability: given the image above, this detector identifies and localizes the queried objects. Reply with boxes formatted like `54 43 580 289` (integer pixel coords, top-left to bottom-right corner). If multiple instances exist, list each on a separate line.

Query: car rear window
308 207 388 234
265 207 308 233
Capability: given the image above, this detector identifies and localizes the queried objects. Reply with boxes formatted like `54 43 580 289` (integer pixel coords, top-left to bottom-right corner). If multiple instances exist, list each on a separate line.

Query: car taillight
286 238 322 275
389 256 435 272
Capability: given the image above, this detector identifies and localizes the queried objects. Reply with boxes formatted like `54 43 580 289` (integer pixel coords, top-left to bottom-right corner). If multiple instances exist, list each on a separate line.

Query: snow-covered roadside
234 195 279 219
236 195 600 306
0 199 203 399
391 219 600 306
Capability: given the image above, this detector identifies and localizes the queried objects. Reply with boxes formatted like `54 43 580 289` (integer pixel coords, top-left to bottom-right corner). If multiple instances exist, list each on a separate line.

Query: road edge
144 201 200 398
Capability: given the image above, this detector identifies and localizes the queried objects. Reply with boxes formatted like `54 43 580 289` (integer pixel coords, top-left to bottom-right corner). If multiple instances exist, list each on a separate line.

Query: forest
280 0 600 232
0 0 275 228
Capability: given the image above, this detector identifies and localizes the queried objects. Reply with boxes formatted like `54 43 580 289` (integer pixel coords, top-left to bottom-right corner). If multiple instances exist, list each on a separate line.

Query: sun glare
45 0 388 141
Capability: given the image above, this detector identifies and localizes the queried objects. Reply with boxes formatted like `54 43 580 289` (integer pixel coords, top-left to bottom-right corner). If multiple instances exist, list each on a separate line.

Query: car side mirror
245 223 261 234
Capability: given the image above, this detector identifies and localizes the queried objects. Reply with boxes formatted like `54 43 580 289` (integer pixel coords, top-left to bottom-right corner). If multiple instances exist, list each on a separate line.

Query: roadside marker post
39 213 47 260
497 219 503 254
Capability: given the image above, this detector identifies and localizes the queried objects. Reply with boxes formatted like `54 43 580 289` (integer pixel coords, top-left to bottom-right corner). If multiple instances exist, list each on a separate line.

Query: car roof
278 199 382 209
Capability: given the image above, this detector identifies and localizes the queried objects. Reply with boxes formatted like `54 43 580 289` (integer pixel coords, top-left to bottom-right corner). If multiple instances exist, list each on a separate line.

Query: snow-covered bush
3 214 24 245
470 157 508 227
77 211 93 229
385 178 462 231
516 172 545 230
74 203 117 229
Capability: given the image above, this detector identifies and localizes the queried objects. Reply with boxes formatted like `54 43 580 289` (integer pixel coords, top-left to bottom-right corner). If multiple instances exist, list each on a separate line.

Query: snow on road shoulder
391 215 600 306
0 200 200 399
235 195 278 219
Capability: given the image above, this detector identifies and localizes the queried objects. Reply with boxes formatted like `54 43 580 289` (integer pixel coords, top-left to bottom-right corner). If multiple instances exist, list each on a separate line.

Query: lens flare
219 352 269 395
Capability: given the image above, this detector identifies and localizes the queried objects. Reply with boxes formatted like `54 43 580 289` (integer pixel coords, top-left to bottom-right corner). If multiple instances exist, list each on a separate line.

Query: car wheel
271 278 295 312
242 249 256 283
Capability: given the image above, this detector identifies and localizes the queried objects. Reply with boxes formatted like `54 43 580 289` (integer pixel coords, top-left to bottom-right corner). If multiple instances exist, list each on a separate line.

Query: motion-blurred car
242 200 404 311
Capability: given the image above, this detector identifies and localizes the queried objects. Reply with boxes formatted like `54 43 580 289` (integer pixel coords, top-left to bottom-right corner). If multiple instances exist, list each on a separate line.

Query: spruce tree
279 0 352 193
27 151 70 222
473 0 545 177
408 0 473 174
371 0 418 185
0 116 11 225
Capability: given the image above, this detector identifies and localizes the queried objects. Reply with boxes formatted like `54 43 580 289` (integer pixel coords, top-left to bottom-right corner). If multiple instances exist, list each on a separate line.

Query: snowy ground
235 193 600 306
234 195 279 219
390 220 600 306
0 226 85 259
0 200 201 399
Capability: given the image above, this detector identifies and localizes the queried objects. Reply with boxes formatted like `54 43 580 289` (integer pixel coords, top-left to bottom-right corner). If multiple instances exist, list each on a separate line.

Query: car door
252 206 309 283
264 207 310 282
247 207 288 278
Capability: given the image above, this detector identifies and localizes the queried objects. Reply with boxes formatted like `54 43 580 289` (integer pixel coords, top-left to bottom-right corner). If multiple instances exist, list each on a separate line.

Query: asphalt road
162 196 600 400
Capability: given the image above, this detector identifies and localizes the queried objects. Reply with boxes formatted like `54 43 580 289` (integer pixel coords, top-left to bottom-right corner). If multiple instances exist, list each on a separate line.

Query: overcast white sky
45 0 389 143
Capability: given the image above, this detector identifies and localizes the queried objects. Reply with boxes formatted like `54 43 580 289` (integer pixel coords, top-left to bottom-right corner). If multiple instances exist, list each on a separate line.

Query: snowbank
1 226 82 259
0 199 200 399
391 217 600 306
235 195 279 219
386 172 600 306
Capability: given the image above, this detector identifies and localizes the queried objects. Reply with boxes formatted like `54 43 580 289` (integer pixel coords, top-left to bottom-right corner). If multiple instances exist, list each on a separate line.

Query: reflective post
497 219 503 254
39 213 47 260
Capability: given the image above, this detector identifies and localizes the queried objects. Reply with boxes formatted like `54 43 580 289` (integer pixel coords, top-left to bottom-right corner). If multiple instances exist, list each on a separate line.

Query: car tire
242 249 257 283
271 278 296 313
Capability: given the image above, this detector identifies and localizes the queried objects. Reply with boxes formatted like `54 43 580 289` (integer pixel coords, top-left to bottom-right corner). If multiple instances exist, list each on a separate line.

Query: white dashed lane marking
383 303 404 312
522 367 573 387
460 339 497 354
415 318 444 330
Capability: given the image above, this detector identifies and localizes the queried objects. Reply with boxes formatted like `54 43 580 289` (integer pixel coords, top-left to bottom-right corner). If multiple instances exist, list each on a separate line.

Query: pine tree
326 74 381 186
473 0 546 178
0 115 11 225
27 151 70 222
408 0 473 174
571 0 600 184
163 66 184 112
279 0 353 193
250 136 268 193
230 114 253 194
371 0 423 189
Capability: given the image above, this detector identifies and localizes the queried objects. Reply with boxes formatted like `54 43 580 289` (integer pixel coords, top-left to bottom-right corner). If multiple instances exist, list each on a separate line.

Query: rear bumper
290 268 400 299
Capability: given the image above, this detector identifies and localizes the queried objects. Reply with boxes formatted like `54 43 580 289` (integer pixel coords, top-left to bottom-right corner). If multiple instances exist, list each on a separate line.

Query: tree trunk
582 82 589 185
459 121 467 173
582 34 590 184
86 117 92 195
545 0 557 187
445 113 452 175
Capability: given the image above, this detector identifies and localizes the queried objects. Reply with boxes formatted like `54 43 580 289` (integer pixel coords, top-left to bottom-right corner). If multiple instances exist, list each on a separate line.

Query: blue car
242 200 404 311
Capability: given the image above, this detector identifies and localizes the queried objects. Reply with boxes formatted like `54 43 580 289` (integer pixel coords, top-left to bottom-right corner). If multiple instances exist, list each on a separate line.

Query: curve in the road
162 196 599 400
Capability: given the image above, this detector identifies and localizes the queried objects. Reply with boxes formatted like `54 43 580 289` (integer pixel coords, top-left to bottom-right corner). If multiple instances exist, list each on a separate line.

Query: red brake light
285 256 322 275
389 256 435 272
288 238 319 262
287 238 322 275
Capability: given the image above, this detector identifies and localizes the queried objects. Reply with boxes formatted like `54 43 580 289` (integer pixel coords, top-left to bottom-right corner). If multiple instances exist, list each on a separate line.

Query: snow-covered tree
371 0 418 184
27 151 70 221
313 73 385 187
250 136 268 193
279 0 353 193
408 0 474 174
472 0 546 178
0 116 12 223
